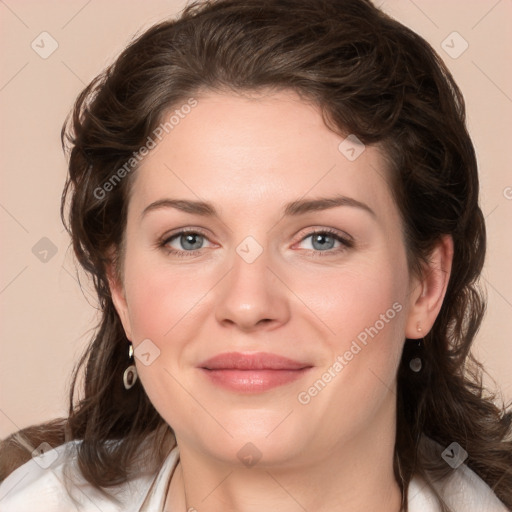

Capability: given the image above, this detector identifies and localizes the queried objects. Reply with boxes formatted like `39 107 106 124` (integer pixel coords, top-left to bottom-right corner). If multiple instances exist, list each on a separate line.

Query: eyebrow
140 194 376 220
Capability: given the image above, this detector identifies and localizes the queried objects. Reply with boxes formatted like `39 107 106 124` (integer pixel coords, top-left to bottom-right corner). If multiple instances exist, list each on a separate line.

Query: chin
194 413 313 467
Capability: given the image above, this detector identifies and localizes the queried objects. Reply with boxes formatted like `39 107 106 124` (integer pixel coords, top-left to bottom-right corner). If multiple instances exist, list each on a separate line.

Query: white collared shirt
0 440 508 511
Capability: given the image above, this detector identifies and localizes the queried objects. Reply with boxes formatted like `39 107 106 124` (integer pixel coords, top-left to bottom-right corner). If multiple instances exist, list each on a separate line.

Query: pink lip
198 352 313 393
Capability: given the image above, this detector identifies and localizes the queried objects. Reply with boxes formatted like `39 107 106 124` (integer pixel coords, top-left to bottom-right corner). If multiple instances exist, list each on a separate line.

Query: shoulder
408 464 509 512
0 440 157 512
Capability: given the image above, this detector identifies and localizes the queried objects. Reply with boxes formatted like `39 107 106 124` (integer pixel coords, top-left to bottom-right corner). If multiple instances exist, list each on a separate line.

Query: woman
0 0 510 510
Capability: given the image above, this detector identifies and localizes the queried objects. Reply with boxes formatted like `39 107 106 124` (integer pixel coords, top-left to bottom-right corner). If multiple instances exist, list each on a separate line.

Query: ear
106 259 134 342
404 234 454 339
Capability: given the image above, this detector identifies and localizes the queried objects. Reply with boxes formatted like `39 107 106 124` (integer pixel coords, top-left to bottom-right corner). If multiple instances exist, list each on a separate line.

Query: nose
214 242 291 332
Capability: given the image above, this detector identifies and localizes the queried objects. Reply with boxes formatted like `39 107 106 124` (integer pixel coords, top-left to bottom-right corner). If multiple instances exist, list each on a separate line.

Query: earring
409 337 423 373
416 322 422 333
123 343 138 390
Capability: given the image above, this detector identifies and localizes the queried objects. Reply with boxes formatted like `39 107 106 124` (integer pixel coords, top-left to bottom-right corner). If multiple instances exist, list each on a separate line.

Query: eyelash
158 228 354 258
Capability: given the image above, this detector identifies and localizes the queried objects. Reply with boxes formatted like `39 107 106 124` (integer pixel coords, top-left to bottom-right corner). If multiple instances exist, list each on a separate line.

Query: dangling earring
409 324 424 373
123 343 138 390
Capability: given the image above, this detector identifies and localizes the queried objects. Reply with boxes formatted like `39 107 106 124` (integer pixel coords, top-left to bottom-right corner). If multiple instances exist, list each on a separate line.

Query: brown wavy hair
1 0 511 509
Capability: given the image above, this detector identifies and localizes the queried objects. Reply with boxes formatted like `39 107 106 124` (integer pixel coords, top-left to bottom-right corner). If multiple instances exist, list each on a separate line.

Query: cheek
122 251 212 342
120 254 212 429
294 254 408 403
123 242 408 355
295 258 406 348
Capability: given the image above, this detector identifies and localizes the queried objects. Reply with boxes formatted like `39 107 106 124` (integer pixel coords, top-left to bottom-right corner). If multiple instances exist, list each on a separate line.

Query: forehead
128 90 397 224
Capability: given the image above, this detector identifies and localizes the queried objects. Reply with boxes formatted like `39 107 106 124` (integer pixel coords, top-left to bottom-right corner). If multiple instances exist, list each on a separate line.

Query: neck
168 455 402 512
166 398 402 512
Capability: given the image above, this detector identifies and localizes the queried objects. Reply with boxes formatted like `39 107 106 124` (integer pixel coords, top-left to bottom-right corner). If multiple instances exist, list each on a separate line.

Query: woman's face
111 90 425 467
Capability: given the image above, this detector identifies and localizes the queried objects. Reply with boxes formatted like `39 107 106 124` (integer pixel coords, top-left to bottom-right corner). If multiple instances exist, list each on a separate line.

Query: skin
109 89 453 512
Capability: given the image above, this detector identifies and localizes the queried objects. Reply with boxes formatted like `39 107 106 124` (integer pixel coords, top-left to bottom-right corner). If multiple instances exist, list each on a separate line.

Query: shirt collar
137 444 507 512
138 444 180 511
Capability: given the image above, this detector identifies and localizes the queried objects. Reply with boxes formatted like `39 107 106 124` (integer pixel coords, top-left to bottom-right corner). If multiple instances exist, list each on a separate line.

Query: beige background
0 0 511 439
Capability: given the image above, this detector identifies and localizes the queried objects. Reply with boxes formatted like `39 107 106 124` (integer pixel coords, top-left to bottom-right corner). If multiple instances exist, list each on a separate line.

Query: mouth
197 352 313 393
